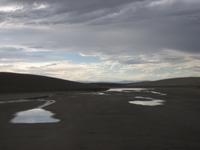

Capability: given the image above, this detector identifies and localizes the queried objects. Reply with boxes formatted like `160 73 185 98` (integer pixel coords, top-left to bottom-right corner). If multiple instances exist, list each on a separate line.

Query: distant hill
0 72 106 93
127 77 200 87
0 72 199 93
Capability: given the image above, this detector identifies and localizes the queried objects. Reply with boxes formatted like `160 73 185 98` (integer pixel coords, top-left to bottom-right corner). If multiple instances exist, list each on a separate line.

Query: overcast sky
0 0 200 81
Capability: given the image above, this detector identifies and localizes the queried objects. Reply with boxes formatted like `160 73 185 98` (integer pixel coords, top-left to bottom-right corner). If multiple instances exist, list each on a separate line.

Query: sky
0 0 200 82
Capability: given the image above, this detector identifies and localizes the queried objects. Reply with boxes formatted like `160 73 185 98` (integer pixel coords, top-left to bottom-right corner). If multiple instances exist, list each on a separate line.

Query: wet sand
0 87 200 150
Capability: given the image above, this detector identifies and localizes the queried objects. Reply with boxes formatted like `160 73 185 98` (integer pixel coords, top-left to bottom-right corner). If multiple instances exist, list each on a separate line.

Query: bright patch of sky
0 5 23 12
33 2 49 10
61 52 100 63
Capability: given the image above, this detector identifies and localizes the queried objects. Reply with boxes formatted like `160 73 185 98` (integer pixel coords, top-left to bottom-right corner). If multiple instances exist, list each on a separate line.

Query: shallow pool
10 108 60 124
129 100 165 106
10 99 60 124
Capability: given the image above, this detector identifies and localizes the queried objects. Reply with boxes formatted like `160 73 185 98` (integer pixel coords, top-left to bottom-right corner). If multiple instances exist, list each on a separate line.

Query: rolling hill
127 77 200 87
0 72 199 93
0 72 106 93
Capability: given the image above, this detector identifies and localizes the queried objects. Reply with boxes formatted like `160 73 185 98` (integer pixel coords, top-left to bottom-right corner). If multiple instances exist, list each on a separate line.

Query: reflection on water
150 91 167 96
10 108 60 124
129 100 165 106
38 100 56 108
95 92 107 95
106 88 167 96
107 88 147 92
0 98 60 124
80 92 107 95
10 100 60 124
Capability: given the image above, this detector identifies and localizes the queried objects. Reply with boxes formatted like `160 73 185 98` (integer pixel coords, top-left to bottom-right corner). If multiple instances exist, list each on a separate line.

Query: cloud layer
0 0 200 81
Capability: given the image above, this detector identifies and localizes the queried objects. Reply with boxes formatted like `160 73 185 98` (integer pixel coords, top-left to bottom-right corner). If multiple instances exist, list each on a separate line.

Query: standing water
10 99 60 124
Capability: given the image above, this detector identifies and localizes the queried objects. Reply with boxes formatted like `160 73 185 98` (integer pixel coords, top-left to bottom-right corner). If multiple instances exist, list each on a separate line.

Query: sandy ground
0 87 200 150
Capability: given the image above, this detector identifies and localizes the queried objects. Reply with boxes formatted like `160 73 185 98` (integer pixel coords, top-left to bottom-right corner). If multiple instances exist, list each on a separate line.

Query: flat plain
0 87 200 150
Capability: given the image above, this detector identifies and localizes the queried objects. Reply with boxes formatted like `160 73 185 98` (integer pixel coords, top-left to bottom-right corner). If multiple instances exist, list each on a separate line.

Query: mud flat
0 87 200 150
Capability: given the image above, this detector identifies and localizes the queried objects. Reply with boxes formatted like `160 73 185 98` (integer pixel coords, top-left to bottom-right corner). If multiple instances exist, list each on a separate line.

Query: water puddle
107 88 147 92
93 92 107 95
129 100 165 106
10 99 60 124
10 108 60 124
37 100 55 108
81 92 107 95
106 88 167 96
149 91 167 96
129 96 165 106
0 98 60 124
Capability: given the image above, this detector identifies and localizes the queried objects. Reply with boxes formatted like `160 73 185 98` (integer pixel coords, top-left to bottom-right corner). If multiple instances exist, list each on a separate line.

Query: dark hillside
0 72 105 93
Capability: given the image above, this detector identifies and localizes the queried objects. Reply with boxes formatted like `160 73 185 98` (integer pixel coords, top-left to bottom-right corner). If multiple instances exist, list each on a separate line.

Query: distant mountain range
79 80 144 83
127 77 200 87
0 72 199 93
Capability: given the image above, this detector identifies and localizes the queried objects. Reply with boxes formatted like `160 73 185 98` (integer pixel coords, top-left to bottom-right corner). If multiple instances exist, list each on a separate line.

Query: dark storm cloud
2 0 140 12
0 0 200 80
1 0 199 26
1 0 199 25
0 0 149 26
1 0 199 55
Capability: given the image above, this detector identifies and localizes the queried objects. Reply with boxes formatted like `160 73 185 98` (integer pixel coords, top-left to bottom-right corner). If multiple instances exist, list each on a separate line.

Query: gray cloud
0 0 200 80
0 46 65 63
0 0 199 26
1 0 199 54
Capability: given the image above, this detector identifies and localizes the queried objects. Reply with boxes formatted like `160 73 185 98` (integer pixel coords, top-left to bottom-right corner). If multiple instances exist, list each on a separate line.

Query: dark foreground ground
0 87 200 150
